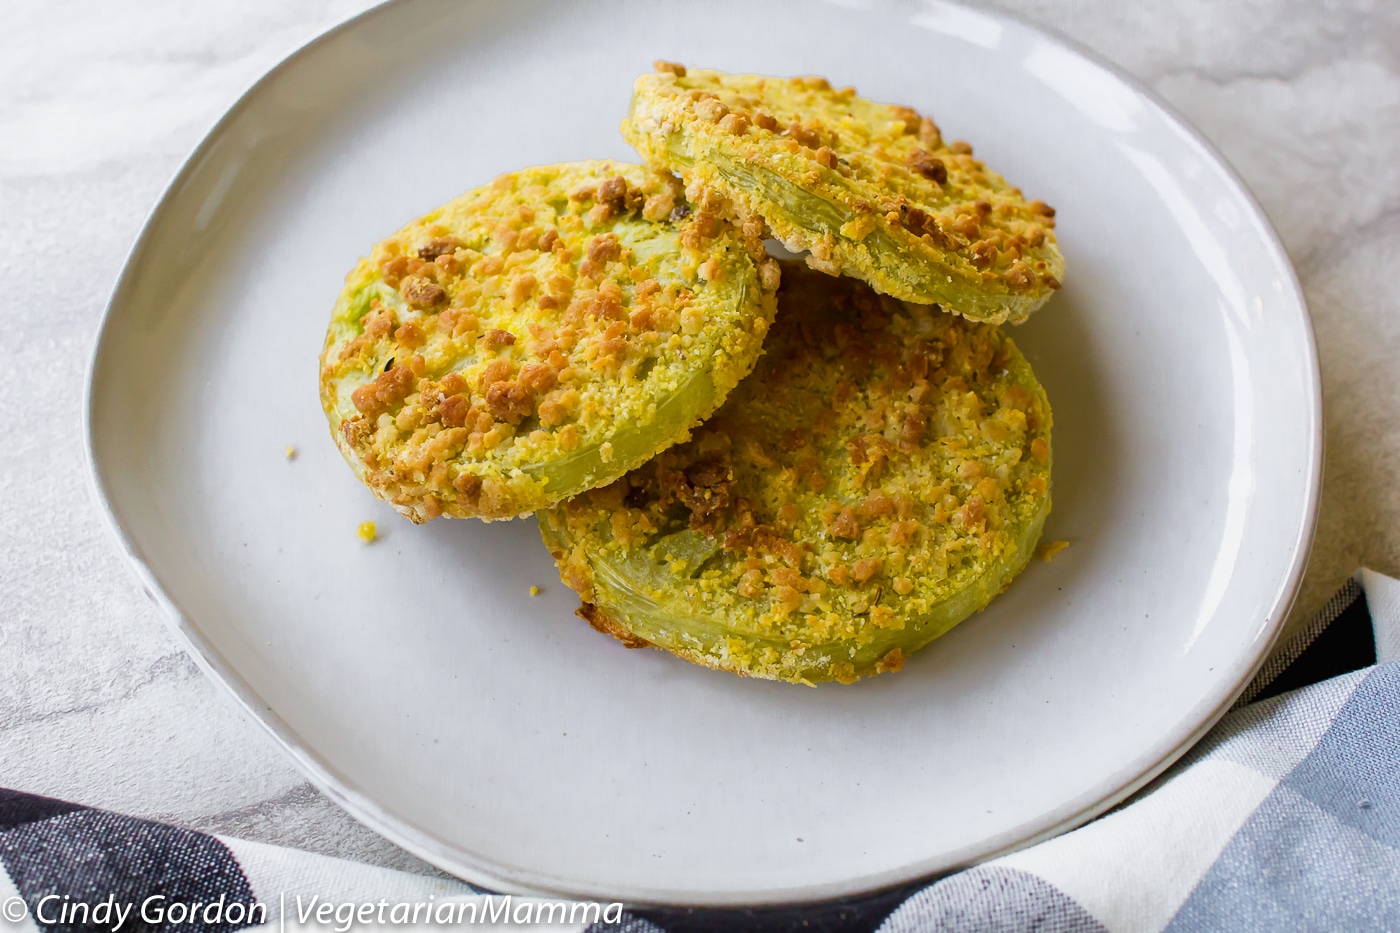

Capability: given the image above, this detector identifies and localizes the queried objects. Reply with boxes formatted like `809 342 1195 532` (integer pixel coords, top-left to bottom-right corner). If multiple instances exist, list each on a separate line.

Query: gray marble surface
2 0 1397 873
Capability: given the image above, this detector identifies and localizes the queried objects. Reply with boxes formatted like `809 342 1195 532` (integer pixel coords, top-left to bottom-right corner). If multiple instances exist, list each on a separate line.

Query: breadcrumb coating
540 263 1052 684
623 65 1064 324
320 161 778 522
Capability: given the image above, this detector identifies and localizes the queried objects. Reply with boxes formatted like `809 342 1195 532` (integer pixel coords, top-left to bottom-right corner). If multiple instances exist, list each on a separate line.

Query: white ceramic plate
86 0 1320 906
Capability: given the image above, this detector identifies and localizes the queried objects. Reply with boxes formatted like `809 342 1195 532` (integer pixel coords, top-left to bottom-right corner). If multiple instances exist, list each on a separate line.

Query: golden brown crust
319 161 778 521
623 66 1065 323
540 263 1053 683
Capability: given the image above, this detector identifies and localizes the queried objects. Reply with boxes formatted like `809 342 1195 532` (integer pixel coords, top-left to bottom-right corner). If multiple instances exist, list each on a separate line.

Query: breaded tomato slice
540 263 1052 684
623 63 1064 324
320 161 779 522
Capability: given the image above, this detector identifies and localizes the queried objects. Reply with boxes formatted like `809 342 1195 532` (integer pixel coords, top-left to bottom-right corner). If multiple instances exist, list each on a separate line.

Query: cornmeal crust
320 161 779 522
623 63 1064 324
539 263 1052 684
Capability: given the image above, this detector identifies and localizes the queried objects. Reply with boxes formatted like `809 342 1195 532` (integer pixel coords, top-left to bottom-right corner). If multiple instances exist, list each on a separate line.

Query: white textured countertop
3 0 1397 873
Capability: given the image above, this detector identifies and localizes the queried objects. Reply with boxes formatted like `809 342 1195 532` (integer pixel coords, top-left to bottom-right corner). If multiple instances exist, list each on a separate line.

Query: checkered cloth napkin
2 570 1397 933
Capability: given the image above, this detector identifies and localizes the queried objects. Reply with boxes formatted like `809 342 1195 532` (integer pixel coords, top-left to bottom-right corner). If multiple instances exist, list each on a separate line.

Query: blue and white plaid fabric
1 570 1396 932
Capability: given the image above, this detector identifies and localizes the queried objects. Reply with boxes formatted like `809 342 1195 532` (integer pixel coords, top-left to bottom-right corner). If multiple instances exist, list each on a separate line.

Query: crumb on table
1038 539 1070 561
357 521 378 543
285 445 297 460
529 585 541 596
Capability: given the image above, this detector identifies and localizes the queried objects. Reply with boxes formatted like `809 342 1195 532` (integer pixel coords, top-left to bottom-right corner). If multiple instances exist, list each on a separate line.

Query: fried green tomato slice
320 161 779 522
539 263 1052 684
622 63 1064 324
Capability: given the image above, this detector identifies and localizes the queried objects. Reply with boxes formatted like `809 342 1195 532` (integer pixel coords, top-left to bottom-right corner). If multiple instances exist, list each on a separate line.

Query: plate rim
82 0 1323 906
